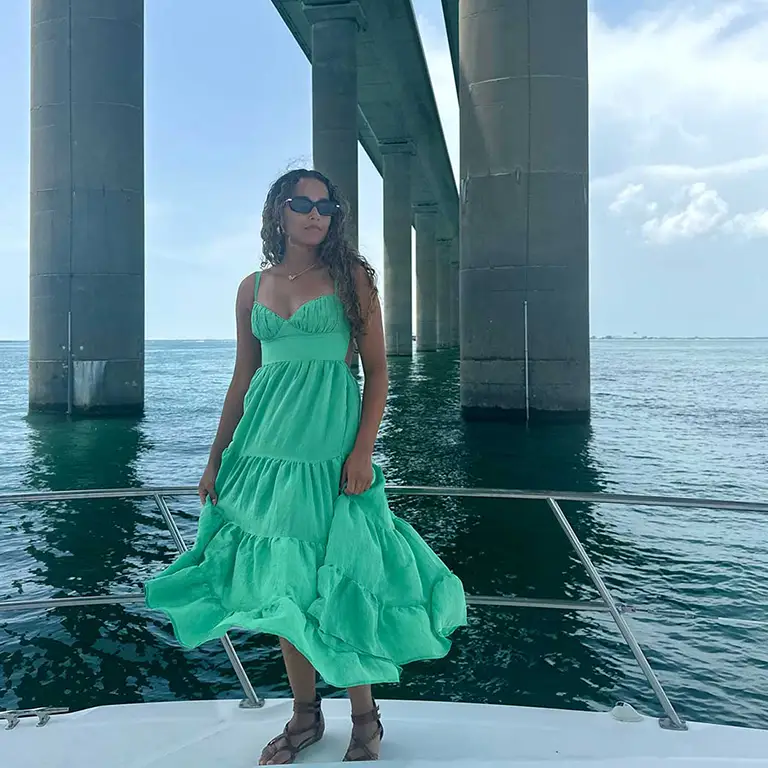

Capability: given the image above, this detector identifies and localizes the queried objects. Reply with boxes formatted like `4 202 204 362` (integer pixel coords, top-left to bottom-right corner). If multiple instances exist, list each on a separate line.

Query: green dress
144 271 467 688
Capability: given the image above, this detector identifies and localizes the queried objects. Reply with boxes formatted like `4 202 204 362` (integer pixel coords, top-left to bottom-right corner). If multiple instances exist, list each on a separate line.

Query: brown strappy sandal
343 700 384 762
259 693 325 765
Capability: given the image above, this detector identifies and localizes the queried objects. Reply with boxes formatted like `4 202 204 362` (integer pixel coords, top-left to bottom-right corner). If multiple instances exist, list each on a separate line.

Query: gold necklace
287 262 319 282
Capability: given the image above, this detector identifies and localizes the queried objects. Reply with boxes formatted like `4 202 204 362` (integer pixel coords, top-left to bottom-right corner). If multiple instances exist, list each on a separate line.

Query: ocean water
1 339 767 729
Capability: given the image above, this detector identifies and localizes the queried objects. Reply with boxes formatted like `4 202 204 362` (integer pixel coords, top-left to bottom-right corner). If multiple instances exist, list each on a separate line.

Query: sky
1 0 766 340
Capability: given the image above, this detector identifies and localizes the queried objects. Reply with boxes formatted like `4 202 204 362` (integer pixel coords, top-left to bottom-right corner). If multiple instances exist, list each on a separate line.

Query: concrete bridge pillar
381 141 415 356
414 207 438 352
436 238 452 349
459 0 590 420
29 0 145 415
304 0 365 247
450 249 460 349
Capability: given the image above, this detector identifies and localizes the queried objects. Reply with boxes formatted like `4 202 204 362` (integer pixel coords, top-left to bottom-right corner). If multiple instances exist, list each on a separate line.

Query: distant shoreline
590 336 768 341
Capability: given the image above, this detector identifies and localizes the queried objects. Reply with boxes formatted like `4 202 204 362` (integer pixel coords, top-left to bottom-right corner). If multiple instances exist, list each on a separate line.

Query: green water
1 339 767 728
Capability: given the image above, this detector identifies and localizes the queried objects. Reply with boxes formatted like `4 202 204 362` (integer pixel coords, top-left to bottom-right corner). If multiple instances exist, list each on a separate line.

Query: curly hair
260 168 378 338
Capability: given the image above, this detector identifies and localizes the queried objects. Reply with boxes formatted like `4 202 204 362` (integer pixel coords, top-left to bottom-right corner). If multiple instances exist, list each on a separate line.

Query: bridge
28 0 589 421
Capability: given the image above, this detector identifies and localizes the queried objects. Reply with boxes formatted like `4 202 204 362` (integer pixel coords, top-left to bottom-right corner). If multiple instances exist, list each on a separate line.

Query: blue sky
1 0 767 340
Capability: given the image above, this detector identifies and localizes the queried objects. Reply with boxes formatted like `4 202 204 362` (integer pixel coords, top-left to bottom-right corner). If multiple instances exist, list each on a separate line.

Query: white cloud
589 2 768 146
608 180 768 244
722 209 768 238
593 154 768 192
584 2 768 251
609 183 645 214
641 182 729 245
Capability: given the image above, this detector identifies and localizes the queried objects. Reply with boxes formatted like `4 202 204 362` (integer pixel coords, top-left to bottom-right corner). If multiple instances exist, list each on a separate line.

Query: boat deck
4 485 768 766
4 697 768 767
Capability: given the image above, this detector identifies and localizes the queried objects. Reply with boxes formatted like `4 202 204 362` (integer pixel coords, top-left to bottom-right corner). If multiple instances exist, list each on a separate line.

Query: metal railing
2 484 768 730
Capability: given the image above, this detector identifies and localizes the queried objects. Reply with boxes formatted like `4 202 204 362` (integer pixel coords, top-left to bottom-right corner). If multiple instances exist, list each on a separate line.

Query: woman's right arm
199 274 261 504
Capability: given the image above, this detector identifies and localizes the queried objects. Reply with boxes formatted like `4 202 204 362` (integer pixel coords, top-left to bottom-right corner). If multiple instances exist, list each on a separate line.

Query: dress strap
253 270 262 303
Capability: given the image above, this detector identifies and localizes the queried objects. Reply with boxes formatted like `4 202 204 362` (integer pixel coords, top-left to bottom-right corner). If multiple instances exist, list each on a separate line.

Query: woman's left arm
341 267 389 495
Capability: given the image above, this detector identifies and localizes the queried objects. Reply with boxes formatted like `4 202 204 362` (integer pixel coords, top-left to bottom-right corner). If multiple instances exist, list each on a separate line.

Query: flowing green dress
144 272 467 688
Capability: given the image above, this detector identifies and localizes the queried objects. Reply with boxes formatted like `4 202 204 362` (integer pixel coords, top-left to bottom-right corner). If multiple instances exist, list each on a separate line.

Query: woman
144 169 467 763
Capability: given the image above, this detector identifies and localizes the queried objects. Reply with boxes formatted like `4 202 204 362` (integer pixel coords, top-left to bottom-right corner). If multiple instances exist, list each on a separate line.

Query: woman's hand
198 461 220 505
340 447 374 495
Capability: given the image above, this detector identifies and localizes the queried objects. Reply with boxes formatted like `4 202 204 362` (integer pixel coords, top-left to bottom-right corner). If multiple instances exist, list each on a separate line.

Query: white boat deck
4 697 768 767
4 485 768 766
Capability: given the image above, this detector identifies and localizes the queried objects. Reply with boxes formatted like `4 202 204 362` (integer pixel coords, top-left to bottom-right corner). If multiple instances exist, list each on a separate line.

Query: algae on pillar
381 141 415 356
415 207 438 352
459 0 590 420
29 0 145 415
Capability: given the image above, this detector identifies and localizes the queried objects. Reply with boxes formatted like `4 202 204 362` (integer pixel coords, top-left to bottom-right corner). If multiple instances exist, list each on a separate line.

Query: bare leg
344 685 383 761
259 639 323 765
348 685 374 716
281 637 316 702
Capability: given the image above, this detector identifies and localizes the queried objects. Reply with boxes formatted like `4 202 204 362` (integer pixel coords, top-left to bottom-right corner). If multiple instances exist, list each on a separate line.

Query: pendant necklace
288 262 319 282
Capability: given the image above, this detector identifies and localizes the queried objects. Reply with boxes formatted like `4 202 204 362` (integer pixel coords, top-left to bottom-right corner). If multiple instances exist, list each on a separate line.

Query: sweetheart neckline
252 292 338 323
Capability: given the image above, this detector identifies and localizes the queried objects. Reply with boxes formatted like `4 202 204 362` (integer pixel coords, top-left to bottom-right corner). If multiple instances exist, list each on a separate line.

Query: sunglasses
285 196 340 217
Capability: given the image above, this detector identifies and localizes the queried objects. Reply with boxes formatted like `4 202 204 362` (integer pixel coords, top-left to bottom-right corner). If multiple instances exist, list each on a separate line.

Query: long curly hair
260 168 378 338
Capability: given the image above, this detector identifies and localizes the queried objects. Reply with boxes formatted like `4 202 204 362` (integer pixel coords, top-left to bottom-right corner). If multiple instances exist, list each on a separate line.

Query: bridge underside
273 0 591 421
27 0 589 421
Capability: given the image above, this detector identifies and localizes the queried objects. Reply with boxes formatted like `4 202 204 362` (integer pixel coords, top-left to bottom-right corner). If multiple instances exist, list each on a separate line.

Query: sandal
343 700 384 762
259 693 325 765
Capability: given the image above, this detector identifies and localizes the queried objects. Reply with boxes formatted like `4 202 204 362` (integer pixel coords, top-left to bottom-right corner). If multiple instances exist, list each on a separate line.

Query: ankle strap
351 702 380 726
293 693 322 714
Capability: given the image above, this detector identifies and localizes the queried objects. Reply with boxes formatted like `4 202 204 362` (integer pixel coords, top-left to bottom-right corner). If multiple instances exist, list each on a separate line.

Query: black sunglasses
285 196 340 217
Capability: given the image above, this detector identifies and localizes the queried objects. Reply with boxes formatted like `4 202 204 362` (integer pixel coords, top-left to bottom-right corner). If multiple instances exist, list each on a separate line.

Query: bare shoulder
236 272 257 309
353 262 375 294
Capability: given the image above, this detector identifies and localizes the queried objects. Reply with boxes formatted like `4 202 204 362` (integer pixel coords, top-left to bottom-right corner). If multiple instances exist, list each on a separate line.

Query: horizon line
2 336 768 343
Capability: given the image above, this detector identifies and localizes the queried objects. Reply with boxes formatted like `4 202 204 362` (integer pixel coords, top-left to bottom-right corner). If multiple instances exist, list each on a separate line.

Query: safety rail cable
2 485 767 728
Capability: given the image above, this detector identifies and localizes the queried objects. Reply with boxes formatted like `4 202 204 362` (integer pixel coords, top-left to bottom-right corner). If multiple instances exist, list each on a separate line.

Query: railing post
546 497 687 731
152 494 264 709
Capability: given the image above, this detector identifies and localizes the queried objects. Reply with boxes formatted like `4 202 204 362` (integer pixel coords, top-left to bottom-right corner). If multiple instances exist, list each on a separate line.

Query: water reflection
1 414 228 710
375 350 627 711
21 415 150 591
2 349 636 714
